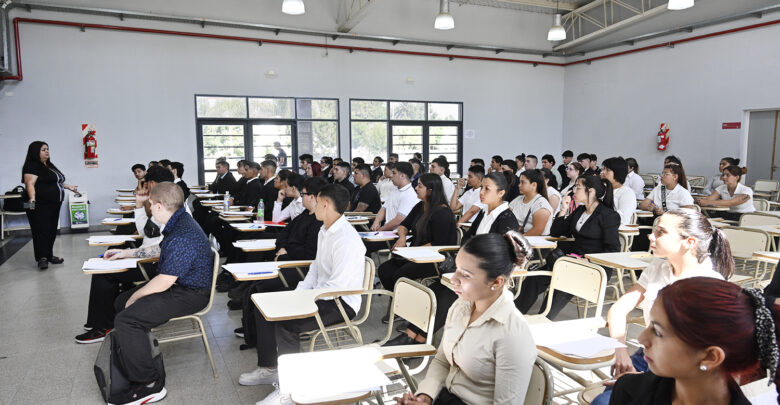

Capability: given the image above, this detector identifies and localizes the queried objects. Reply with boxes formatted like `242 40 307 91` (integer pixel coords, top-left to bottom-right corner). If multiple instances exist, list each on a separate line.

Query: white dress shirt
417 289 536 404
440 174 455 201
476 202 510 235
296 215 367 313
272 196 304 223
715 183 755 213
625 171 646 200
383 183 420 227
376 179 396 202
612 185 637 225
704 174 725 195
458 187 484 222
648 183 694 212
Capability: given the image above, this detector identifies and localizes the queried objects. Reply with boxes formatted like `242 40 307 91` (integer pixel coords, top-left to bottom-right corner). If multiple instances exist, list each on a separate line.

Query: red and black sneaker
75 328 111 344
109 380 167 405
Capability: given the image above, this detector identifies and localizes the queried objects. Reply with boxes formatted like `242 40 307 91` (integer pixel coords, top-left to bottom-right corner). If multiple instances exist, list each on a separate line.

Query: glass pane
351 100 388 120
202 157 241 177
297 121 339 161
252 124 293 168
297 99 338 120
393 125 422 136
430 126 458 135
196 96 247 118
249 97 295 119
390 102 425 120
428 103 461 121
394 135 423 145
351 121 388 162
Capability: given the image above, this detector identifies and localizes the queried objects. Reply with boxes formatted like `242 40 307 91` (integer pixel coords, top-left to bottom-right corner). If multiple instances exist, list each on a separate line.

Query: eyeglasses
301 192 315 196
574 186 586 191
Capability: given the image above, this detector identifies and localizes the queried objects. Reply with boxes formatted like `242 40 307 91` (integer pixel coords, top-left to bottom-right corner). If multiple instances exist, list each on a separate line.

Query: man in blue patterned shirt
111 182 214 405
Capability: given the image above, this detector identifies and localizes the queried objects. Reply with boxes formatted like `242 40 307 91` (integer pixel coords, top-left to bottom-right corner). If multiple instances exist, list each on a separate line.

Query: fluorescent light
667 0 694 10
435 0 455 30
282 0 305 15
547 14 566 41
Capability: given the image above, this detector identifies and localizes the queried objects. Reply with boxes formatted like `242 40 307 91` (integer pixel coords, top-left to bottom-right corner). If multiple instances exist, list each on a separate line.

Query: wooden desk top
586 252 654 270
530 318 617 366
699 205 730 211
230 223 267 232
106 208 134 215
394 245 460 263
195 193 224 199
115 188 135 193
359 231 398 242
252 288 363 321
87 235 142 246
233 239 277 252
224 260 313 281
635 210 653 218
101 218 134 226
753 251 780 263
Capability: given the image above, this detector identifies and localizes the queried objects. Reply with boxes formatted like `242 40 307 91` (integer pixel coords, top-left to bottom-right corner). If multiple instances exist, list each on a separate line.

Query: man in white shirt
370 162 419 232
240 184 367 402
430 157 455 201
272 172 305 223
451 165 484 223
541 154 562 188
524 155 538 171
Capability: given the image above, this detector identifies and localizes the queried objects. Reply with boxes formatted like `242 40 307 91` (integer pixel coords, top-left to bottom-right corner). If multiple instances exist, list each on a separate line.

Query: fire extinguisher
657 123 670 151
83 130 98 159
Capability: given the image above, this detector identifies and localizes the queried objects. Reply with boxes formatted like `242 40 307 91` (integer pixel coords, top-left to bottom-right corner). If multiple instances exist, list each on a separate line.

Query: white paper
221 211 255 216
395 249 444 261
358 231 397 240
102 217 133 224
82 258 140 271
233 240 277 249
523 236 557 248
545 335 626 358
231 223 267 230
88 235 136 243
223 262 279 277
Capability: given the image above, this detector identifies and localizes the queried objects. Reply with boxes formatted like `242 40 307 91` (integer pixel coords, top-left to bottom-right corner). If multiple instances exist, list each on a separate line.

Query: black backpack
2 186 27 212
94 331 165 403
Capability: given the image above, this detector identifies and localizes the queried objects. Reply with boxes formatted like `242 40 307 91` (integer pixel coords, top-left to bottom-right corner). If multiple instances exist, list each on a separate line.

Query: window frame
195 94 339 184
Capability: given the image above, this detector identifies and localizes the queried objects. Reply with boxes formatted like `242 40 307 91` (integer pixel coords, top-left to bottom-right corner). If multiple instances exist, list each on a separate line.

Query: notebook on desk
82 258 140 273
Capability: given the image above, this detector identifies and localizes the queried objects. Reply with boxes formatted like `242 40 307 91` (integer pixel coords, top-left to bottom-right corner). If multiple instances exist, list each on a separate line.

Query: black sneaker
75 328 111 344
227 299 242 310
108 380 167 405
234 327 244 338
383 333 422 347
38 258 48 270
48 256 64 264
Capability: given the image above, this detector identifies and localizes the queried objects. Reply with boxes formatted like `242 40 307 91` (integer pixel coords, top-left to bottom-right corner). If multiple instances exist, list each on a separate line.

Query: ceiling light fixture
667 0 694 10
547 0 566 41
282 0 305 15
434 0 455 30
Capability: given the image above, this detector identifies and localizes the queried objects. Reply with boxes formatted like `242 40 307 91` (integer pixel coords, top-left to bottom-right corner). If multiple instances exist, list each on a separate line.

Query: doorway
746 110 780 185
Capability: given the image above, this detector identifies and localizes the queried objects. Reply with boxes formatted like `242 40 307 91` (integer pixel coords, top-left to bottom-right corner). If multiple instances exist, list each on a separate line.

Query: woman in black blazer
515 175 620 319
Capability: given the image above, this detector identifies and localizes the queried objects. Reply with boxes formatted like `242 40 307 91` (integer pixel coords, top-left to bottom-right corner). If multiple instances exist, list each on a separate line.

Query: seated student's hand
393 392 432 405
653 207 664 216
603 371 642 387
559 194 572 211
457 178 466 189
135 193 149 207
611 347 636 378
391 240 406 251
274 248 287 261
370 222 381 231
277 189 286 202
104 249 129 261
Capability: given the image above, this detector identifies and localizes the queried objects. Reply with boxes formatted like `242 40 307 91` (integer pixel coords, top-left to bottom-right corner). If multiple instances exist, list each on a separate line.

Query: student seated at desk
639 164 694 216
704 157 739 195
509 169 553 236
394 232 537 405
430 157 455 202
370 162 419 232
409 158 423 188
541 167 561 215
515 175 620 319
331 161 355 195
260 160 280 220
609 278 772 405
601 157 637 225
272 172 305 223
625 157 646 200
376 162 397 202
500 160 521 202
452 165 484 224
236 177 327 350
350 164 382 213
193 159 237 226
377 174 458 297
370 156 384 183
109 182 214 405
131 163 146 192
560 161 585 201
239 185 366 403
695 166 754 222
166 161 190 201
590 209 731 405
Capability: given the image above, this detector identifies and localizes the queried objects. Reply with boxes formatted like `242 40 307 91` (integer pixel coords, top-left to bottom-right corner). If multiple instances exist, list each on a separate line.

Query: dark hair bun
504 230 532 267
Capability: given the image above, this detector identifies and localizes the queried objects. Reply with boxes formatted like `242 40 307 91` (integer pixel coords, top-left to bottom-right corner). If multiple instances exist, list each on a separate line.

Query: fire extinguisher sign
82 123 99 168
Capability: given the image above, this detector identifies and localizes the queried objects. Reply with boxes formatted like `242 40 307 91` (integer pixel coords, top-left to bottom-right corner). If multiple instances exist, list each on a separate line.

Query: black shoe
108 380 167 405
383 333 422 347
48 256 64 264
228 283 250 300
239 343 255 351
382 314 401 324
227 299 242 310
38 258 48 270
234 327 244 338
75 328 111 344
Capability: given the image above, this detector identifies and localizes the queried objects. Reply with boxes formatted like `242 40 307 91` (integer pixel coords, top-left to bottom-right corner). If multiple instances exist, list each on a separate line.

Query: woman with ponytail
394 232 537 405
609 277 775 405
704 157 740 195
639 164 695 216
591 208 733 405
515 174 621 319
696 165 754 222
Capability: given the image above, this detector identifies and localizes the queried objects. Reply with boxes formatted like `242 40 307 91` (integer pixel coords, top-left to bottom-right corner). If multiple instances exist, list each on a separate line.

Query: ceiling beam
554 3 668 51
337 0 376 33
455 0 580 12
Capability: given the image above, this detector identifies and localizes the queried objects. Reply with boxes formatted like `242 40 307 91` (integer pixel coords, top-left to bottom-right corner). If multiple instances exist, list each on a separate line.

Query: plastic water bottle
257 199 264 222
223 191 230 211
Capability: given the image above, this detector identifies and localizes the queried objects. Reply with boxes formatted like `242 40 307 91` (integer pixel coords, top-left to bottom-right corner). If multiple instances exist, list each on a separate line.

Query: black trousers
113 283 209 384
378 257 438 291
25 200 61 261
710 211 742 222
241 266 307 347
254 298 355 367
408 281 458 337
86 265 158 330
433 387 468 405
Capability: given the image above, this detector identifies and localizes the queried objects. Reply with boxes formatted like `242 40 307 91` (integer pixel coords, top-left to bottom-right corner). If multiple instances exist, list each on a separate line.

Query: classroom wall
0 3 565 227
561 19 780 178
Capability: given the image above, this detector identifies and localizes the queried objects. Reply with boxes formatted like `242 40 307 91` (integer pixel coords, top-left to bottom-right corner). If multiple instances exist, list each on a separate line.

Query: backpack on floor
94 331 166 404
2 186 27 212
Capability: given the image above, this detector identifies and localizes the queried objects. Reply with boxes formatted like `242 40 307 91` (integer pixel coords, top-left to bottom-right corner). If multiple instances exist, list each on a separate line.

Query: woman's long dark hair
520 169 548 200
578 174 614 209
22 141 61 182
461 231 532 280
415 173 449 243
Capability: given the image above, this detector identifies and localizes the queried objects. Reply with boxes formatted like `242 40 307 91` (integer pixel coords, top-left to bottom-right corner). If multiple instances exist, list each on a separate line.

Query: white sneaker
255 384 292 405
239 367 279 386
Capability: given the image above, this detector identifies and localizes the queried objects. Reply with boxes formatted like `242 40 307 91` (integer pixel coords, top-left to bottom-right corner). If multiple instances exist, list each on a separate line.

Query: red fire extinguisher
657 123 670 151
83 130 98 160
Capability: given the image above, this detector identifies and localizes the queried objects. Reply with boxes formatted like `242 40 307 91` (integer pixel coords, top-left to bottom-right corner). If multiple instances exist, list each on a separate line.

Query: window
195 96 339 183
350 99 463 176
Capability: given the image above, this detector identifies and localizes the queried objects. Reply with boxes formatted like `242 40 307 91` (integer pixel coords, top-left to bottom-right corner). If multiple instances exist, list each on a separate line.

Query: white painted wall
0 4 565 227
561 20 780 178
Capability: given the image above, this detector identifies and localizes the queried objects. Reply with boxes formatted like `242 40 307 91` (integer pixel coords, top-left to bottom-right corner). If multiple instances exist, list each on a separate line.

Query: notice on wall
82 123 98 168
722 122 741 130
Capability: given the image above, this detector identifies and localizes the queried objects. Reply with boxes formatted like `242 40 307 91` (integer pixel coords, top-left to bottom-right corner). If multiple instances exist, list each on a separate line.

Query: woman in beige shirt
394 232 537 405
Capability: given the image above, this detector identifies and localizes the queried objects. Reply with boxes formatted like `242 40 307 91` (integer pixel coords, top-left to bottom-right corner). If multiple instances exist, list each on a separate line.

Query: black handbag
2 186 27 212
544 247 567 270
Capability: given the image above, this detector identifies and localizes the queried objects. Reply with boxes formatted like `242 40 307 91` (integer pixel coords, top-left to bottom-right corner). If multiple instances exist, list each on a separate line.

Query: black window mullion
422 124 430 165
244 122 253 162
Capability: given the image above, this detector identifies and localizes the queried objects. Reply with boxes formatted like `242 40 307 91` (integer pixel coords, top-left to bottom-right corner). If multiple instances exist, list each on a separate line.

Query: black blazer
321 166 332 181
550 203 620 255
370 167 383 183
462 208 519 244
557 164 569 190
401 202 458 246
209 172 237 194
260 179 279 221
275 211 322 260
232 176 247 196
611 372 751 405
176 179 191 200
237 179 263 209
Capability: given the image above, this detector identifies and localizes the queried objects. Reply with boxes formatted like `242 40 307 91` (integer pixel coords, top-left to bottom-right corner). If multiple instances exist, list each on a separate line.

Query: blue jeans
590 348 648 405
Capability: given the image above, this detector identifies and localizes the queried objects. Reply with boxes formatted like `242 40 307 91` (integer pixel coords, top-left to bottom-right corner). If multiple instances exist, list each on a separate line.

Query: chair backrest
739 213 780 227
754 180 779 193
195 247 221 316
721 227 771 257
361 257 375 291
687 176 705 188
618 233 630 253
393 278 436 339
640 174 656 188
753 199 770 212
524 358 554 405
545 257 607 318
456 227 464 245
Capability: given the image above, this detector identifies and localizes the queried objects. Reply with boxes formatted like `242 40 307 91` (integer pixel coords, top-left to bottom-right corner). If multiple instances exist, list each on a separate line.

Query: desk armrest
277 260 314 269
378 344 437 359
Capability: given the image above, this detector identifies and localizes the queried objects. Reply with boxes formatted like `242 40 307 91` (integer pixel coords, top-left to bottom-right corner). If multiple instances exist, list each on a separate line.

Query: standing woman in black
22 141 78 269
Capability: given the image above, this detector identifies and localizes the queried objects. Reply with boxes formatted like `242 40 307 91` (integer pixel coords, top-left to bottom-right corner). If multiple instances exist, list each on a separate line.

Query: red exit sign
722 122 741 130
